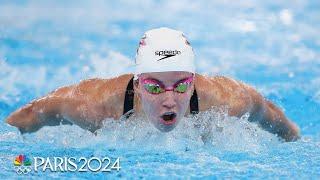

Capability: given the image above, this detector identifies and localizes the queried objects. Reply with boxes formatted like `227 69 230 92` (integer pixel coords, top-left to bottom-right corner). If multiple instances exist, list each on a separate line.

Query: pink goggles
140 76 194 94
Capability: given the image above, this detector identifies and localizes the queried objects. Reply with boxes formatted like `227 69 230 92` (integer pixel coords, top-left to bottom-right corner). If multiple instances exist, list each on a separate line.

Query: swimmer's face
135 71 194 132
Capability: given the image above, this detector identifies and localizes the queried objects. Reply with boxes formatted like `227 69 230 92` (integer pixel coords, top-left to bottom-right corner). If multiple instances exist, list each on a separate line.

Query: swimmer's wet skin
5 27 300 142
5 74 300 141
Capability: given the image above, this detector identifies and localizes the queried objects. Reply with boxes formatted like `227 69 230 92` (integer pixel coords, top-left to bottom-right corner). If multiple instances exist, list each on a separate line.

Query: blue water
1 0 320 179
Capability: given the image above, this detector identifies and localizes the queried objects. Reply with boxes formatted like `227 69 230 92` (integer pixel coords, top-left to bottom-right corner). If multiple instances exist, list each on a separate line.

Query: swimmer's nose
162 92 176 109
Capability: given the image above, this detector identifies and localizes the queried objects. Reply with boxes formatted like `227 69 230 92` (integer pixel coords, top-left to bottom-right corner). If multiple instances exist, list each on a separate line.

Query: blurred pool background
0 0 319 178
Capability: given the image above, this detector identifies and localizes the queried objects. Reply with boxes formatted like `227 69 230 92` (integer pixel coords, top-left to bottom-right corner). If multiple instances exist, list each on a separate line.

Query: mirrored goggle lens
144 84 164 94
174 83 188 93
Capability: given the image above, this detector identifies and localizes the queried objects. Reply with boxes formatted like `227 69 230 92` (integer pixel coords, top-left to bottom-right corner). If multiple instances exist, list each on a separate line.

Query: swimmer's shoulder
195 73 252 95
50 74 134 101
195 74 255 115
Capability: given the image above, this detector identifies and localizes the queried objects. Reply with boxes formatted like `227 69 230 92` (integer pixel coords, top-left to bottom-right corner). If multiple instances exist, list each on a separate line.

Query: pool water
0 0 320 179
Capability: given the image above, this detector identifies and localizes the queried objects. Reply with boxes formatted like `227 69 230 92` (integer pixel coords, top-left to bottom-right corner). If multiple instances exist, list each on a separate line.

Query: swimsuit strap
123 77 199 118
190 88 199 114
123 77 135 118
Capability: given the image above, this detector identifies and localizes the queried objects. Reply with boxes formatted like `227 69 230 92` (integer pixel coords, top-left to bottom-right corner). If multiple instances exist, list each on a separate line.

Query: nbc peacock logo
13 155 32 174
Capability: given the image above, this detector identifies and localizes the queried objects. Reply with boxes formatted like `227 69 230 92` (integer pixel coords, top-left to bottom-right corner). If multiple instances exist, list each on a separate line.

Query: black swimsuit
122 77 199 118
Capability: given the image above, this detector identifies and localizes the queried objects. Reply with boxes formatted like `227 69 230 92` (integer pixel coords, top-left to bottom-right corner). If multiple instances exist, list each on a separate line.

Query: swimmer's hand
6 100 72 133
6 102 42 133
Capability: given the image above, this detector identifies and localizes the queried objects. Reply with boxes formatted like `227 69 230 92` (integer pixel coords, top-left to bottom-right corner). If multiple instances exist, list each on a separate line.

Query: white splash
19 108 280 153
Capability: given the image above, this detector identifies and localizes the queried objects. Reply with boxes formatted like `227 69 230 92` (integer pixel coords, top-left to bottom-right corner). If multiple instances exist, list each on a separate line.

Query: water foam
19 108 280 153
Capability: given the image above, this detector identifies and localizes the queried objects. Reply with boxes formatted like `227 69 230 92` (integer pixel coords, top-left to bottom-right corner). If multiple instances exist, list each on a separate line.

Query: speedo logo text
155 50 181 61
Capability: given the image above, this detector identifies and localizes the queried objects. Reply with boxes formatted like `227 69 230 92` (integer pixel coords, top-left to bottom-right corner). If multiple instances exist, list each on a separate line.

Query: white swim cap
134 27 195 79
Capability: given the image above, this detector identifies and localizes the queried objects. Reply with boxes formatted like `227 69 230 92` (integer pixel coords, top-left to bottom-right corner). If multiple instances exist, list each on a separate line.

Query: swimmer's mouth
160 112 177 125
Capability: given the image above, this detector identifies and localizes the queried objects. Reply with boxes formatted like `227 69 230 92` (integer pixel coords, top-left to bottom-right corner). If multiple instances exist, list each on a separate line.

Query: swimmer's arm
5 76 129 134
5 84 102 134
247 86 300 141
